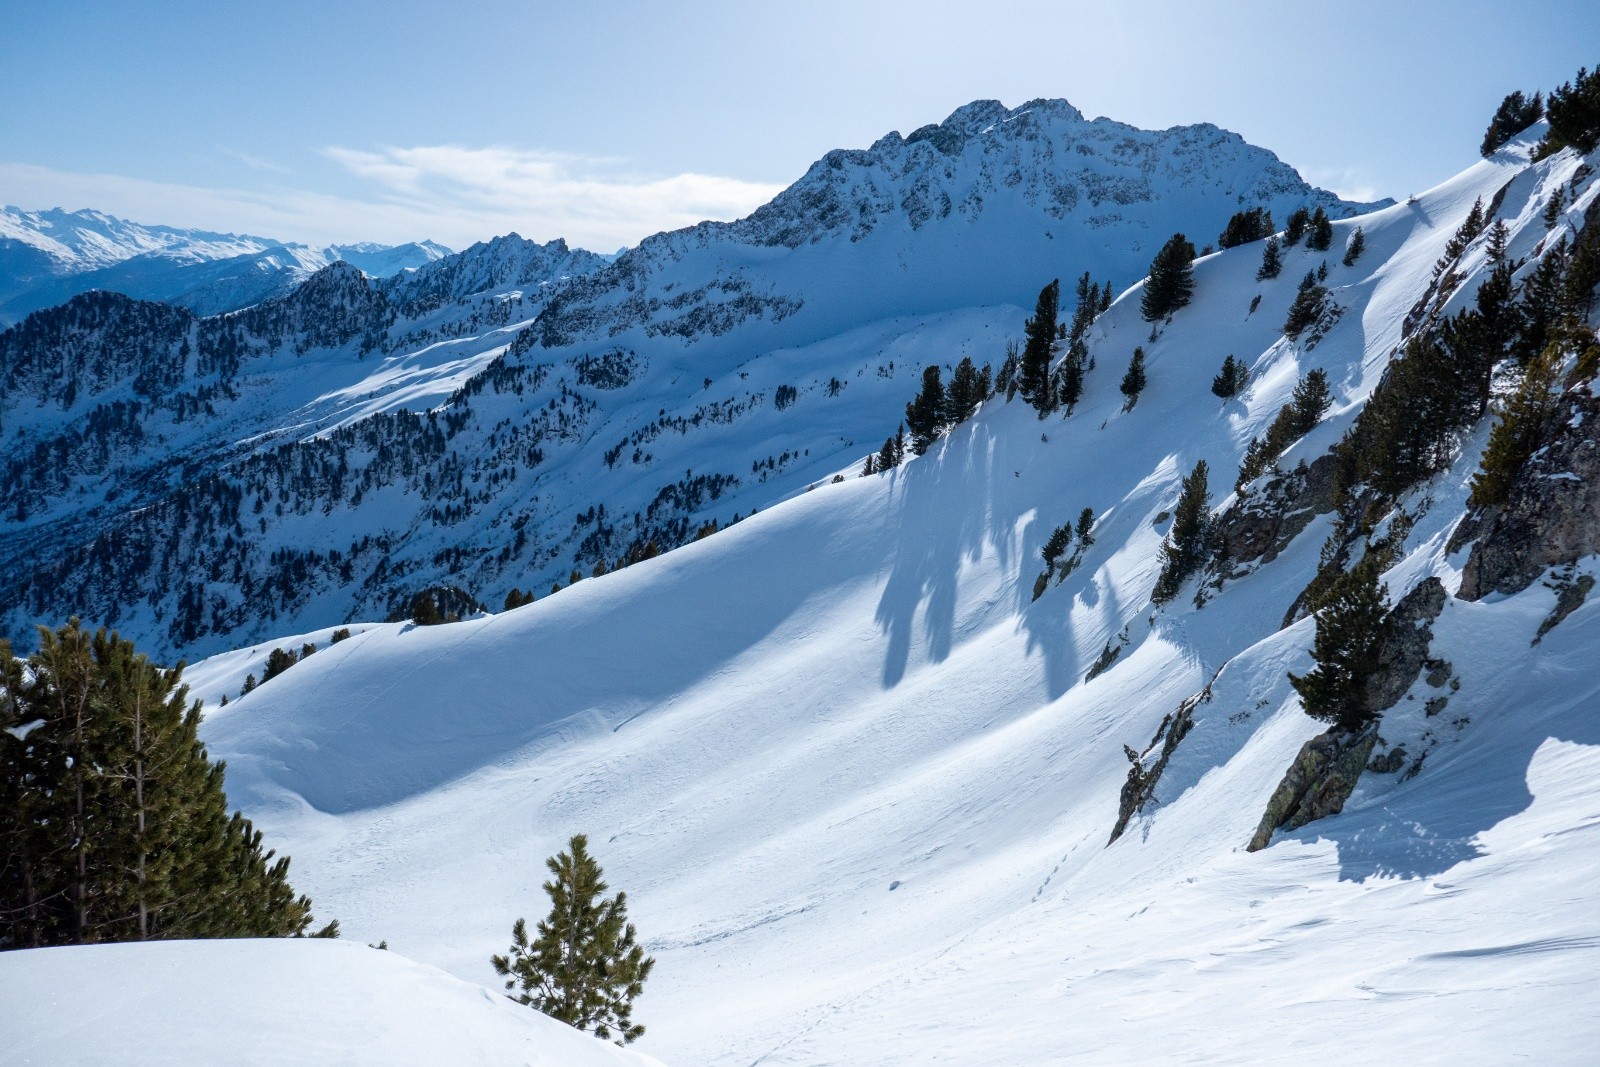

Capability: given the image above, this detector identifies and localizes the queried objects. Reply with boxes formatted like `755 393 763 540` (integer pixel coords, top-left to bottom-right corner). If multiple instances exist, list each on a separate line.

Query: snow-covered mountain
0 205 452 324
182 123 1600 1064
0 99 1383 660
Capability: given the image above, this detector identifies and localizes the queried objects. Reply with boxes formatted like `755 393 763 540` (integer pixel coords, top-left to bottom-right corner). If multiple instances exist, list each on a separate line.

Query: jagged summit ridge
700 97 1383 251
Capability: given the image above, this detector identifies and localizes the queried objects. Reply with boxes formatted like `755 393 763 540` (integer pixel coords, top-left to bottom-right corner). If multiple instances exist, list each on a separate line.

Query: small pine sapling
1119 347 1148 410
1342 227 1366 267
1256 235 1284 281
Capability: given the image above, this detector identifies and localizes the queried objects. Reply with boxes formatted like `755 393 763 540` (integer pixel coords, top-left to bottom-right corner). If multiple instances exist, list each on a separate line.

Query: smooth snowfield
189 132 1600 1064
0 939 664 1067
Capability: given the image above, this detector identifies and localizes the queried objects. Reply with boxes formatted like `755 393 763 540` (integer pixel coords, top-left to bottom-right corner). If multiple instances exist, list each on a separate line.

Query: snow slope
0 939 665 1066
192 130 1600 1064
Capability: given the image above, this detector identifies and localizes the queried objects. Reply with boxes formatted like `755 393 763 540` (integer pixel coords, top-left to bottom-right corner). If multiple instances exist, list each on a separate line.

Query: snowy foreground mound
0 939 663 1067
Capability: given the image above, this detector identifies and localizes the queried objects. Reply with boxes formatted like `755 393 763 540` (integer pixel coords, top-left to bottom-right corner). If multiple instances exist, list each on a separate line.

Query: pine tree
1434 198 1487 280
1514 240 1567 361
1543 188 1565 230
1283 271 1328 339
1233 369 1333 492
411 591 444 626
1290 368 1333 431
1140 234 1197 322
1152 460 1211 604
905 365 948 455
1071 272 1097 339
1485 220 1510 264
1 620 321 949
1057 338 1088 412
1482 89 1545 156
1288 555 1389 733
1099 281 1114 314
946 357 984 424
1469 342 1561 508
1342 227 1366 267
1019 280 1061 412
1283 207 1311 247
262 646 298 681
1331 327 1486 502
1537 66 1600 157
1119 347 1148 410
1306 207 1334 252
491 834 654 1044
1218 207 1274 249
1211 355 1248 398
1076 507 1096 546
1256 236 1284 281
876 435 897 472
1041 525 1073 571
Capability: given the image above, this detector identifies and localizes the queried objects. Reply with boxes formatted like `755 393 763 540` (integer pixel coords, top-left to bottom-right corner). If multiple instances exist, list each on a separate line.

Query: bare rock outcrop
1247 577 1445 851
1456 390 1600 601
1246 727 1378 851
1214 453 1338 575
1108 685 1209 845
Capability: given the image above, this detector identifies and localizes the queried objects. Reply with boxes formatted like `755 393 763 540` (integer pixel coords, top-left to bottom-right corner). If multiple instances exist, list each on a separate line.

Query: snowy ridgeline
160 126 1600 1065
0 99 1378 660
0 939 665 1067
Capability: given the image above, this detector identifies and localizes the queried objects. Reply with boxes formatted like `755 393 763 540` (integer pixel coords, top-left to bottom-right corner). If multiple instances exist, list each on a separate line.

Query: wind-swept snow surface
192 128 1600 1063
0 939 665 1067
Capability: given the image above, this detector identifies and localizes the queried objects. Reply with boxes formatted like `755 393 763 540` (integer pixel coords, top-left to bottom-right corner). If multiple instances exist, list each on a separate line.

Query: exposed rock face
1108 684 1209 845
1457 390 1600 601
1214 453 1338 574
1361 577 1447 716
1536 571 1596 643
1247 728 1378 851
1247 576 1445 851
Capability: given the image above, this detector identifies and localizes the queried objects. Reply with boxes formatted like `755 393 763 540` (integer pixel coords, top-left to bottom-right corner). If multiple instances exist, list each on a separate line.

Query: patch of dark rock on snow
1213 453 1338 578
1108 678 1214 845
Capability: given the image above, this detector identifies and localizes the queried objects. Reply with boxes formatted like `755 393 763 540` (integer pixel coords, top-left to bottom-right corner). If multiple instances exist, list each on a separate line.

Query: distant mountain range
0 206 452 324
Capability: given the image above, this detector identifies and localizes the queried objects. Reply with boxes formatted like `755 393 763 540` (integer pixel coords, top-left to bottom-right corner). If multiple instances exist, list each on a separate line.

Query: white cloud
321 144 784 251
0 147 785 253
1299 165 1387 205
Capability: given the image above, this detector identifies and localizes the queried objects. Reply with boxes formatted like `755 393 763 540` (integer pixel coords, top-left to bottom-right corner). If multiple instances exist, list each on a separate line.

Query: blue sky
3 0 1596 251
